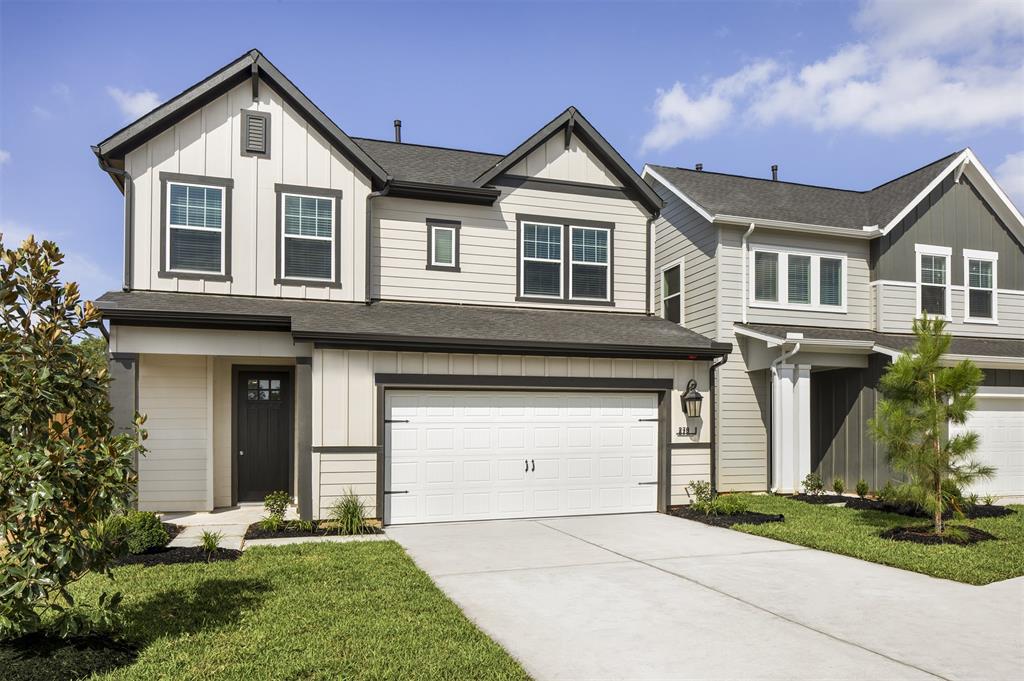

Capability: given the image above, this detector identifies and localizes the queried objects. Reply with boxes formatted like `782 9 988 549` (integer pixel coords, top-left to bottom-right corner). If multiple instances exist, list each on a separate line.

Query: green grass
730 494 1024 585
65 541 529 680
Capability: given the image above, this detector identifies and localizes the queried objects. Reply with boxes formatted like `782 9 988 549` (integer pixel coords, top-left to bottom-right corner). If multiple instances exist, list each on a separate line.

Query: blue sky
1 0 1022 300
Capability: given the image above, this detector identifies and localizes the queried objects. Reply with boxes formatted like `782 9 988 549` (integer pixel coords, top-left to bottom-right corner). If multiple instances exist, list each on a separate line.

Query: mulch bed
880 525 997 546
668 505 784 528
789 494 1016 520
112 546 241 567
0 632 139 681
244 520 384 540
789 493 848 505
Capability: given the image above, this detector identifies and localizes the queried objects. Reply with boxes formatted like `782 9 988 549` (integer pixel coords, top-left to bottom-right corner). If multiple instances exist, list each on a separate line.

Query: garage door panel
951 395 1024 497
385 390 659 524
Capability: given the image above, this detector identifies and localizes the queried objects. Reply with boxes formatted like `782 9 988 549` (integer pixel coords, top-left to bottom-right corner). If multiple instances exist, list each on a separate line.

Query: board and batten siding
505 133 618 186
874 282 1024 338
125 79 372 301
649 178 718 338
137 354 211 511
372 185 650 311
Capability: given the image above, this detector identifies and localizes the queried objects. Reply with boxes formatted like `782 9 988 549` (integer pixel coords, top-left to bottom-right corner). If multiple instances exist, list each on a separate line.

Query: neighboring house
93 50 730 523
644 151 1024 498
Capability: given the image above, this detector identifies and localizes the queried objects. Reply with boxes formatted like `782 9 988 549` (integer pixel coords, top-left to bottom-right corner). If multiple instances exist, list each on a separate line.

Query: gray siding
982 369 1024 387
873 175 1024 288
874 282 1024 338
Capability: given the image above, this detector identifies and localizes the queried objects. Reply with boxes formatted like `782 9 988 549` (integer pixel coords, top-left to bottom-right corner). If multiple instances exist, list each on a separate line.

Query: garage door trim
374 374 673 522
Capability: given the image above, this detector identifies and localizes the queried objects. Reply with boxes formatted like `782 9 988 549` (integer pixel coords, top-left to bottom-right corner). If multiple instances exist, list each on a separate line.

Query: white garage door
384 390 659 525
951 394 1024 497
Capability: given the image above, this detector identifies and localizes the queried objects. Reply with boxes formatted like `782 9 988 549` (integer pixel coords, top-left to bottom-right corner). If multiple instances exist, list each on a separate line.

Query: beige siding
314 451 377 519
670 447 711 505
125 80 372 300
506 134 618 185
137 354 210 511
874 282 1024 339
372 185 650 311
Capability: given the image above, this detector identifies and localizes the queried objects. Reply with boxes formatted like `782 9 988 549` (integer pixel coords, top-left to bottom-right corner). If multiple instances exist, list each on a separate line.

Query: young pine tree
869 315 993 535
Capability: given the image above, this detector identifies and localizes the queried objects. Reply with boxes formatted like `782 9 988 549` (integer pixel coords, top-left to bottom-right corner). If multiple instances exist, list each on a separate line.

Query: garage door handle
525 459 529 472
638 418 659 422
385 419 409 424
385 490 409 495
531 459 535 472
638 481 658 486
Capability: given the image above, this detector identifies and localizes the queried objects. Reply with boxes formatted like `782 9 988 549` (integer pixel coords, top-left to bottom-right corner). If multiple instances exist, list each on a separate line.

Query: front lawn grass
62 541 529 680
732 494 1024 585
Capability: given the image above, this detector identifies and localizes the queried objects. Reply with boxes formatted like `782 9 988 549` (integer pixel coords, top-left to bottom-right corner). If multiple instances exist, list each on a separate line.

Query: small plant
982 494 998 506
329 490 367 535
802 472 824 496
295 518 315 532
200 530 223 561
855 479 869 499
121 511 170 554
264 490 290 519
832 477 845 496
686 480 713 507
966 493 979 508
711 494 749 516
260 513 284 533
685 480 747 516
877 481 897 502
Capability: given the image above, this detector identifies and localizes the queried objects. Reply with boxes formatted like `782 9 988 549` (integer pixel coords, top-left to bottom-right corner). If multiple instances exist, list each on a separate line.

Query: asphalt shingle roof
648 151 960 230
352 138 502 187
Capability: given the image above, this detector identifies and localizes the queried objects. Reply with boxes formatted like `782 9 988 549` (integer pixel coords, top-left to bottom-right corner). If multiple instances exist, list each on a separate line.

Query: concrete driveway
388 513 1023 681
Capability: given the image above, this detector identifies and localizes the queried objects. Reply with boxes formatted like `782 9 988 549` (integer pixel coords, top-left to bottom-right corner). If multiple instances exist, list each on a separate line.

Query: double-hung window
426 219 460 271
521 222 564 298
964 249 998 323
750 247 845 311
161 172 233 279
519 216 614 303
915 244 951 318
570 226 610 300
275 184 342 286
661 260 683 324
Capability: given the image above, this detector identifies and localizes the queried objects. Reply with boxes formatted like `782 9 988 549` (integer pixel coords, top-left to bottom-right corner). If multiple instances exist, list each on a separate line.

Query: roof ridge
352 136 503 158
650 164 866 194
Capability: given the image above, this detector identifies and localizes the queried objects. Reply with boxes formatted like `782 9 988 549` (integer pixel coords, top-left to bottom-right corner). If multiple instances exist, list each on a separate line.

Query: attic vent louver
242 110 271 158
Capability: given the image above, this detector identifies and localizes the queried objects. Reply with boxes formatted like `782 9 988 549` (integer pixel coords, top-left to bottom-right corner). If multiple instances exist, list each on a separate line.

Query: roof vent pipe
394 119 402 143
695 163 703 172
771 164 778 181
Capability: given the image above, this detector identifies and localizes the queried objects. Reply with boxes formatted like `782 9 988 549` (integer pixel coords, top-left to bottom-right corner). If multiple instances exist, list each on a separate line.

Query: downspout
740 222 755 324
93 148 133 291
768 341 801 492
364 185 391 304
708 353 728 495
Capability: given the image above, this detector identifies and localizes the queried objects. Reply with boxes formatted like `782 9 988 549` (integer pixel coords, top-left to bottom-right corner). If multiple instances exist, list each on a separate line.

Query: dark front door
237 370 292 503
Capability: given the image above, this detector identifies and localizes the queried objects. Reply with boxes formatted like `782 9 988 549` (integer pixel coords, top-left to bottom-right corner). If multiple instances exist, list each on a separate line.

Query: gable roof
644 151 963 235
93 49 389 188
352 138 502 187
473 107 663 215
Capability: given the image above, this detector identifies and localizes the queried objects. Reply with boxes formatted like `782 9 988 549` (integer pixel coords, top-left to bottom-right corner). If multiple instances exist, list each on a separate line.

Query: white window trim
569 225 611 302
963 248 999 324
660 258 685 325
165 181 226 276
520 221 564 299
280 192 335 282
914 243 952 321
430 225 457 267
747 245 848 313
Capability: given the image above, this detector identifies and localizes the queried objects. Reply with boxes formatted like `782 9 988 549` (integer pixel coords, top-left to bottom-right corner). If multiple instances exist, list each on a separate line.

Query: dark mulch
113 546 242 567
789 493 848 505
842 496 1016 520
0 632 139 681
669 505 785 528
163 522 183 541
880 525 997 546
244 520 384 540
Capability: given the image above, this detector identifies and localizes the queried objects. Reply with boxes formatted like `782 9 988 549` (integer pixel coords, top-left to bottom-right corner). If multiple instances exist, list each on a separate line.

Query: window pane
572 263 608 299
664 294 681 323
524 260 561 296
433 228 454 265
920 255 946 285
921 285 946 315
284 195 332 237
787 255 811 304
663 265 680 297
524 224 560 260
284 237 332 279
169 184 223 229
571 228 608 263
820 258 842 306
969 260 993 289
754 252 778 301
969 289 993 318
169 227 221 272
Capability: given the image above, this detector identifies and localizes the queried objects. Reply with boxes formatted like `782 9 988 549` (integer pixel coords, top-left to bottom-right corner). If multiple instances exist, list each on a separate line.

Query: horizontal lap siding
316 451 377 519
670 447 711 505
876 283 1024 338
137 355 209 511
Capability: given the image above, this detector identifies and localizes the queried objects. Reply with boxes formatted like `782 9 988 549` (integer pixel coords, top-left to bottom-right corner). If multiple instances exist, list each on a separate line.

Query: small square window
427 221 459 270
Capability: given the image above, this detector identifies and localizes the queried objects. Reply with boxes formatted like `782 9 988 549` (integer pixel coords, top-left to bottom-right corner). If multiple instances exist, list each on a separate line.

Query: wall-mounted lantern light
682 379 703 419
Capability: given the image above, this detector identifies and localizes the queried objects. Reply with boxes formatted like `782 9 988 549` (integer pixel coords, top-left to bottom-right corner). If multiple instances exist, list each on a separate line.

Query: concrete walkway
388 513 1023 681
163 504 295 550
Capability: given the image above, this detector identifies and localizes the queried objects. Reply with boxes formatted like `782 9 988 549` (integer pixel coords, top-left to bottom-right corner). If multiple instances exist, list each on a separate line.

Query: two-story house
92 50 730 523
645 151 1024 499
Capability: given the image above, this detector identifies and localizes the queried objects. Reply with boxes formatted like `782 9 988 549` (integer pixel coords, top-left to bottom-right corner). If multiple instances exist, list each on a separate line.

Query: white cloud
0 149 9 166
642 0 1024 150
31 105 54 120
995 151 1024 210
0 221 119 300
107 86 161 120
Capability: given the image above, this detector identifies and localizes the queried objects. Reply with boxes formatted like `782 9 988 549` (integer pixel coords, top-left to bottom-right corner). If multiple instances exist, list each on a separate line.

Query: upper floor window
275 184 343 287
661 260 683 324
964 248 998 323
749 247 845 312
915 244 951 318
426 219 460 271
518 215 614 305
160 172 233 281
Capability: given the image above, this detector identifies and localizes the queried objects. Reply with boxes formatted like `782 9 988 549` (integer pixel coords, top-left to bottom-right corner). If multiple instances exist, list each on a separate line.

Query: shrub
328 491 367 535
802 472 824 496
260 514 284 533
832 477 845 496
710 494 749 516
120 512 169 554
855 479 869 499
200 531 223 561
685 480 747 516
686 480 713 507
1 235 145 639
264 491 290 519
877 481 898 502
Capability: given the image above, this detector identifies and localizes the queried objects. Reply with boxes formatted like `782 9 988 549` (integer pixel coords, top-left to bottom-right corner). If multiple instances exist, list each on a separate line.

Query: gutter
740 223 755 324
364 185 391 304
708 353 728 494
92 147 133 291
768 338 801 492
715 215 880 240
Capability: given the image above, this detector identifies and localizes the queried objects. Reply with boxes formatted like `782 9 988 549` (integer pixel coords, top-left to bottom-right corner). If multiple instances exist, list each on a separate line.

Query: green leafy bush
877 481 898 502
832 477 845 495
801 473 824 496
685 480 748 516
855 479 869 498
264 491 290 519
107 511 169 555
328 491 367 535
260 514 284 533
1 235 145 639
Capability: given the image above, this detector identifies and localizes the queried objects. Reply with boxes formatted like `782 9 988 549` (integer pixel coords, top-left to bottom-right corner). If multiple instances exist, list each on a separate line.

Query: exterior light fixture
682 379 703 419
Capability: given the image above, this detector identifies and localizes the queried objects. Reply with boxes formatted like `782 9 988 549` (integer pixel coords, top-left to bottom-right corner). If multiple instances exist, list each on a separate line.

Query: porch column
295 357 313 520
108 353 138 438
771 364 812 493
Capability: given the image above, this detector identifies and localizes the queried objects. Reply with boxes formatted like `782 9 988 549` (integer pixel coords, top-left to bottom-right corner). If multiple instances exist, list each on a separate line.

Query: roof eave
714 215 880 239
387 180 501 206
